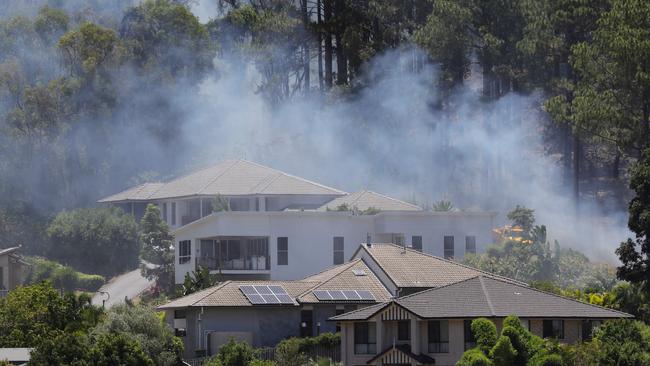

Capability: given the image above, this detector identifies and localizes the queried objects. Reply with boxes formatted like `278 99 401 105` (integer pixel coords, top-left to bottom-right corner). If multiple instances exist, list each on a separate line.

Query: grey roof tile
318 190 421 212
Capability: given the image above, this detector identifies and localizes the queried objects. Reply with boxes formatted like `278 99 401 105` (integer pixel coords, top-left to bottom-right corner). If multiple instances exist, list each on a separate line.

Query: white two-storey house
99 160 496 283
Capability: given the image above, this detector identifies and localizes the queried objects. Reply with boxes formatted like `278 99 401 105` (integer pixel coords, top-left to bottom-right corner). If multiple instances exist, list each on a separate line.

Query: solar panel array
240 285 295 305
312 290 375 301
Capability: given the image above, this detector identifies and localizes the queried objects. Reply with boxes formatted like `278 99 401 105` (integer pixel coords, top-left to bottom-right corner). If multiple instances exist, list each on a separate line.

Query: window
581 320 601 341
174 310 186 319
354 322 377 354
543 320 564 339
465 236 476 255
444 236 455 259
277 237 288 265
333 237 345 265
300 310 313 337
412 236 423 251
0 267 4 289
179 240 191 264
520 319 531 331
464 320 476 350
173 310 187 337
428 320 449 353
397 320 411 341
162 203 168 222
171 202 176 225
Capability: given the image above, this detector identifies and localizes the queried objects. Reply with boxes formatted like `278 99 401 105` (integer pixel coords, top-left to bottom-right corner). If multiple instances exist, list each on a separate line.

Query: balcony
198 237 270 271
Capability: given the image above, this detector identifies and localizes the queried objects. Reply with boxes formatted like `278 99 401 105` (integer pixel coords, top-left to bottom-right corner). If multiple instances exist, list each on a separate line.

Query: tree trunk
301 0 310 93
317 0 324 91
334 0 347 85
323 0 333 89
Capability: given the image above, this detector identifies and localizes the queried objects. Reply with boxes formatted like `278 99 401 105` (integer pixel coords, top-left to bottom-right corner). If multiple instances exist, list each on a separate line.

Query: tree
0 282 102 347
204 338 257 366
433 200 454 212
88 333 154 366
617 148 650 296
47 207 140 277
29 332 92 366
58 22 118 77
588 320 650 366
92 304 183 366
507 205 535 235
182 266 216 296
140 203 175 294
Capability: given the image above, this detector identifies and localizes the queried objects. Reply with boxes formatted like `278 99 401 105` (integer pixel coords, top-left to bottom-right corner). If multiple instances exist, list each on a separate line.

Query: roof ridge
330 300 393 320
379 243 528 286
363 190 422 210
480 275 633 317
297 260 362 298
479 276 496 316
188 281 231 306
196 160 240 195
241 159 346 195
396 275 482 301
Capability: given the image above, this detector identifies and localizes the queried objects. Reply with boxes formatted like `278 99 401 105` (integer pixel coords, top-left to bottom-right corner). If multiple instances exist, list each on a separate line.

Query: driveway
91 266 155 308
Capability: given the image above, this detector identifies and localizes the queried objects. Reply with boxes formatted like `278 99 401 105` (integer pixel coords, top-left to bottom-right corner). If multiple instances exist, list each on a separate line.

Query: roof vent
352 269 367 276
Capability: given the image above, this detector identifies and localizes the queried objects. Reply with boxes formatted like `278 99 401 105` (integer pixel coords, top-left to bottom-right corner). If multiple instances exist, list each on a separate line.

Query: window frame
354 322 377 355
171 202 176 225
464 319 476 350
333 237 345 265
427 320 450 353
397 320 411 341
465 235 476 255
543 319 565 339
179 240 192 264
277 237 288 265
444 236 455 259
411 236 423 251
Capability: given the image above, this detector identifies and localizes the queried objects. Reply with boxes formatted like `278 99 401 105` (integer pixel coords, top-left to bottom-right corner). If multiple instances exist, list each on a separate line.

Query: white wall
173 211 496 283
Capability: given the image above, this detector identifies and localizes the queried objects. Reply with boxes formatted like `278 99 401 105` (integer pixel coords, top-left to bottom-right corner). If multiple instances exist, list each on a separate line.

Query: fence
182 344 341 365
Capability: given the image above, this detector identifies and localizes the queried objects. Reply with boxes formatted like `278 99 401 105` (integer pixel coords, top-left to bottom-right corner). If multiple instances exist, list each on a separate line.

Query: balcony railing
197 255 270 271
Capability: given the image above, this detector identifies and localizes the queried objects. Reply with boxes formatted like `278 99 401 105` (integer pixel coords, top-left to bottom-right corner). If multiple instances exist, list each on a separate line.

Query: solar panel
312 290 375 301
239 285 295 305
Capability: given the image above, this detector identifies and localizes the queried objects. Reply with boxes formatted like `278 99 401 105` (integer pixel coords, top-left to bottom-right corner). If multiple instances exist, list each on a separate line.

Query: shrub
25 257 105 291
490 336 517 365
77 273 105 291
275 338 308 366
471 318 497 354
457 348 493 366
250 360 277 366
528 354 563 366
207 339 257 366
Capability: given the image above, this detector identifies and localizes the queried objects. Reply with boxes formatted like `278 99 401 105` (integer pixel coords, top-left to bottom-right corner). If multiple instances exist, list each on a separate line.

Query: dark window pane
398 320 410 341
412 236 422 251
277 237 288 265
465 236 476 254
444 236 455 259
333 237 345 264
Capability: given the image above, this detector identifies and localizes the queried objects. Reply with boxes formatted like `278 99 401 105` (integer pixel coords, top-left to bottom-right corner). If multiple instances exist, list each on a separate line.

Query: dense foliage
25 256 105 291
46 207 139 277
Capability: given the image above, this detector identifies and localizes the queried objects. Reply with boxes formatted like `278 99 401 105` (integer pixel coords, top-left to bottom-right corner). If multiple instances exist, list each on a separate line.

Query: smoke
0 1 630 261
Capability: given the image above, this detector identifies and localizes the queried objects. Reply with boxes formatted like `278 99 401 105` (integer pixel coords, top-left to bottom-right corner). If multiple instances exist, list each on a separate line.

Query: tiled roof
331 276 632 321
298 259 392 303
318 190 421 212
158 260 391 309
158 281 318 309
99 160 345 202
356 243 525 289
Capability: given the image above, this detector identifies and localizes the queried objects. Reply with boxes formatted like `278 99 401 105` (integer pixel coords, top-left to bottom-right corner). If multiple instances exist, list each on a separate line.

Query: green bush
490 336 517 365
471 318 497 354
206 339 257 366
528 354 563 366
457 348 493 366
25 257 105 291
275 338 308 366
249 360 277 366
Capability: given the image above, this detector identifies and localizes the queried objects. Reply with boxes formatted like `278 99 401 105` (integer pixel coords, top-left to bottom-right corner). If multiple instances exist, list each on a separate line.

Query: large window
428 320 449 353
179 240 191 264
412 236 423 251
581 320 601 341
543 320 564 339
444 236 455 259
465 236 476 255
464 320 476 350
277 237 288 265
171 202 176 225
162 203 168 222
333 237 345 265
354 322 377 354
397 320 410 341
